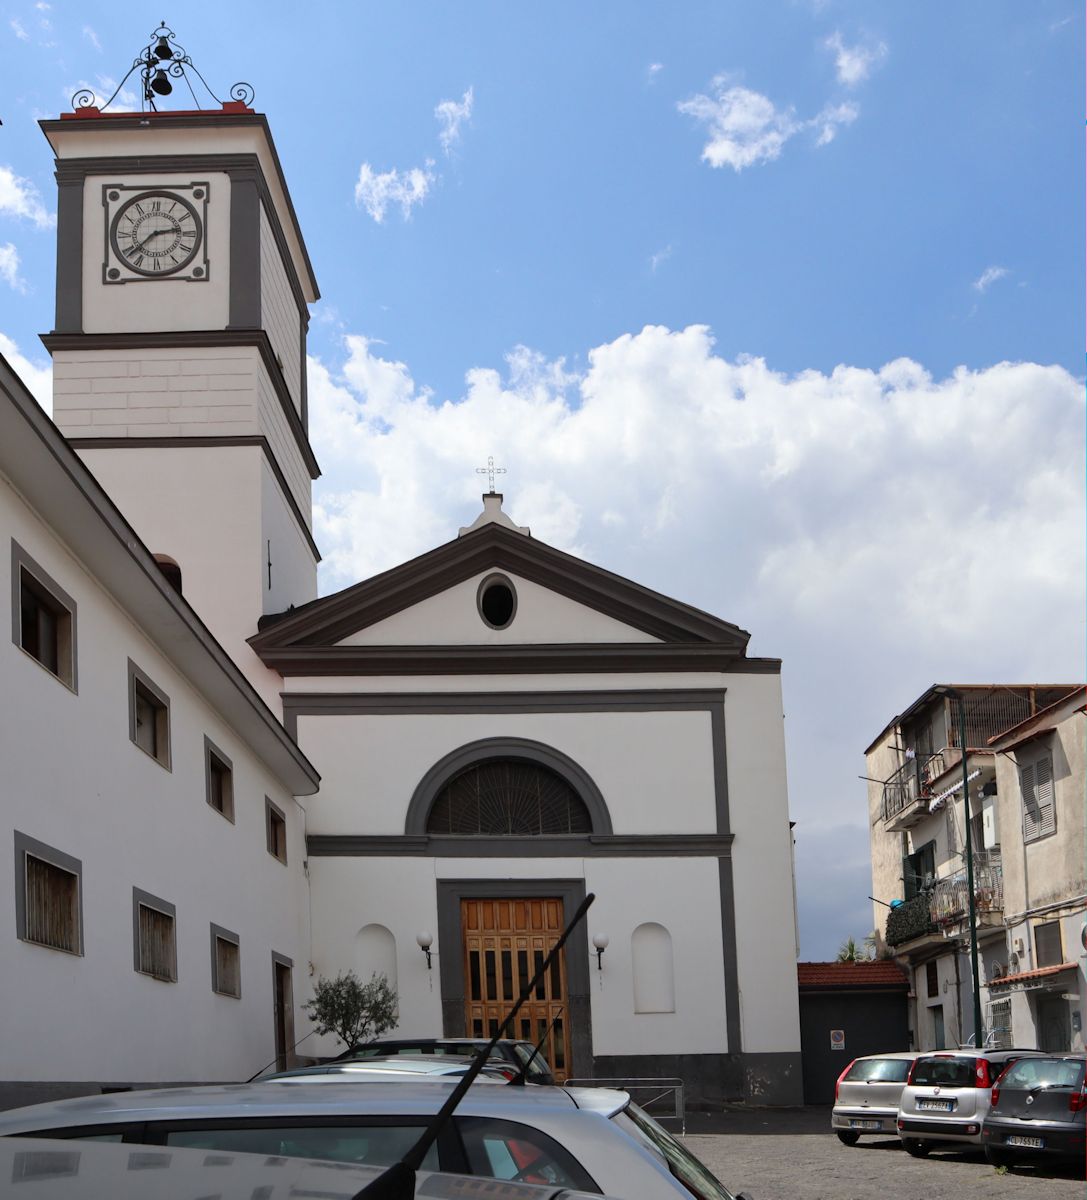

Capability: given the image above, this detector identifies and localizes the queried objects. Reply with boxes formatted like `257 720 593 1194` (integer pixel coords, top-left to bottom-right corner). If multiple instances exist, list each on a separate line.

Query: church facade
0 97 802 1107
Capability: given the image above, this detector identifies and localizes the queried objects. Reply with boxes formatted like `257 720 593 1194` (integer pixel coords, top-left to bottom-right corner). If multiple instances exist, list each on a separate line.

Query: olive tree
303 971 398 1049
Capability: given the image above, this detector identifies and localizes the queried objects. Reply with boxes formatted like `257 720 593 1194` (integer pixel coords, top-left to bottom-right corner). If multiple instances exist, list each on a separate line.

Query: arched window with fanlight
407 738 612 838
426 760 593 836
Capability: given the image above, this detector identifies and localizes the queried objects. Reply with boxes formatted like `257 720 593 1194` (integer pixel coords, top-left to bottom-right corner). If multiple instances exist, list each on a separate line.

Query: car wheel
903 1138 931 1158
836 1131 861 1146
985 1147 1014 1169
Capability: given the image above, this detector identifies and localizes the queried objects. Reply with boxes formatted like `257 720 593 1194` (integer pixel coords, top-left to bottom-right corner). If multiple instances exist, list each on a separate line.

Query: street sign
830 1029 846 1051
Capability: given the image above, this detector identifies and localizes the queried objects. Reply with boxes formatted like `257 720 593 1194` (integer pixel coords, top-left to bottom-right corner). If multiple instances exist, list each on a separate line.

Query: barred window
133 888 176 982
25 855 79 953
426 761 592 836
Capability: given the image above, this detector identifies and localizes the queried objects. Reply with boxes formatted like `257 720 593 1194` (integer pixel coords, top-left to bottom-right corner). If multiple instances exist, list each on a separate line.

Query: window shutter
1020 761 1040 842
1035 756 1056 838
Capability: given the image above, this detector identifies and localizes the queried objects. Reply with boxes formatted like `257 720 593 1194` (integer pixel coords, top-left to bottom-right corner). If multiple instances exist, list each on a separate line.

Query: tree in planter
303 971 398 1050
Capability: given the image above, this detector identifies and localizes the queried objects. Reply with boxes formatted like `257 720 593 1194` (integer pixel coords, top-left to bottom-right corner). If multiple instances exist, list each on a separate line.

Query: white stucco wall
722 674 801 1054
260 204 303 416
305 855 729 1060
297 708 718 835
337 573 663 646
0 485 310 1085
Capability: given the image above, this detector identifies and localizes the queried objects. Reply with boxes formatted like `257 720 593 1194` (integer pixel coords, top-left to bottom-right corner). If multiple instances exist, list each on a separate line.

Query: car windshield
910 1057 977 1087
611 1102 736 1200
845 1058 912 1083
1001 1059 1085 1090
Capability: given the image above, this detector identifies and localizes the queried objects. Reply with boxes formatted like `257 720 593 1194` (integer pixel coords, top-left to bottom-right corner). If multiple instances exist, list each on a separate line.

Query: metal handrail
881 751 947 820
562 1076 686 1135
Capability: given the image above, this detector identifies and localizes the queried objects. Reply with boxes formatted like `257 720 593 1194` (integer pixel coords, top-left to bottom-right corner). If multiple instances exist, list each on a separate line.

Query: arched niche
631 921 675 1014
405 737 612 836
355 922 397 990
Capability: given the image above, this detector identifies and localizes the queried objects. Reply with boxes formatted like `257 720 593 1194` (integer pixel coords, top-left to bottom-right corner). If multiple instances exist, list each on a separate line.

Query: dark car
982 1053 1086 1167
338 1038 555 1084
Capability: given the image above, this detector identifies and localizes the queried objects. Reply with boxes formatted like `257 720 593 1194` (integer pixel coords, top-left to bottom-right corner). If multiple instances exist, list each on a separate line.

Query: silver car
897 1048 1045 1156
0 1080 746 1199
0 1133 618 1199
831 1051 918 1144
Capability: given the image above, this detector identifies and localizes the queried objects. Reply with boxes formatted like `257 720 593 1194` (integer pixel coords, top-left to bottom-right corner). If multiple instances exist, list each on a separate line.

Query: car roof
0 1080 629 1133
913 1048 1045 1060
849 1051 919 1061
0 1134 614 1199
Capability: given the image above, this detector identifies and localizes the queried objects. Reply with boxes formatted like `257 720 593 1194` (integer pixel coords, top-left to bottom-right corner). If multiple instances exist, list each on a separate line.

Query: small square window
15 832 82 955
210 923 240 997
266 797 287 864
204 737 234 822
11 542 77 690
128 661 170 769
133 888 176 982
1035 920 1063 969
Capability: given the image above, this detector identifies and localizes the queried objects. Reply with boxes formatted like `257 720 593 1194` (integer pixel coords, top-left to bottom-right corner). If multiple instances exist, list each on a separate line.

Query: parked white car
0 1080 747 1199
897 1048 1045 1156
831 1051 919 1144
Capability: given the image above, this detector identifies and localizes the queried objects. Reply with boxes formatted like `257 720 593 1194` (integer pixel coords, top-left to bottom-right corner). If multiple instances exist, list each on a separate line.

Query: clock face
110 191 202 277
102 183 210 284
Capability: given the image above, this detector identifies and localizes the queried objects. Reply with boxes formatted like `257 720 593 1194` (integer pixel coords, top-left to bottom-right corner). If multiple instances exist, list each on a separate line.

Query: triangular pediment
250 524 760 676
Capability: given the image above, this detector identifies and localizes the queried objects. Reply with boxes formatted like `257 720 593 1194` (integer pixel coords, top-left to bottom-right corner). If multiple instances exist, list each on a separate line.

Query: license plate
1006 1135 1043 1149
850 1120 881 1130
918 1100 953 1111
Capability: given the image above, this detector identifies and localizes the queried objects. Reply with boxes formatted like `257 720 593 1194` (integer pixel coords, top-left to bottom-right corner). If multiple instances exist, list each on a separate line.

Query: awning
930 769 981 807
989 961 1078 993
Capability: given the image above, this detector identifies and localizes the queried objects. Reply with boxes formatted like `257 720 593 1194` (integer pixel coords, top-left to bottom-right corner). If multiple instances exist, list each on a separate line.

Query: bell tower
38 26 320 701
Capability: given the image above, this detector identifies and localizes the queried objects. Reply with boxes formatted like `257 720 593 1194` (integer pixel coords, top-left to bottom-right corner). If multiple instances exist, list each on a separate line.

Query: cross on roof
475 456 507 494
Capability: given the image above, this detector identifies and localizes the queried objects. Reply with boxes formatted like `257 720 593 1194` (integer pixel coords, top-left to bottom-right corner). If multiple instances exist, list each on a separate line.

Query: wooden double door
461 897 571 1082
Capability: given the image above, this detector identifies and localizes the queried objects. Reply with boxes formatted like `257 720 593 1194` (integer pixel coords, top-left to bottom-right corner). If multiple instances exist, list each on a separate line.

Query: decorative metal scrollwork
69 23 256 113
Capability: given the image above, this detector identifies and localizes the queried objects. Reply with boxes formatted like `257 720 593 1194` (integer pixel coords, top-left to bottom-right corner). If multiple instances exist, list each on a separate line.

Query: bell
154 36 172 61
150 69 173 96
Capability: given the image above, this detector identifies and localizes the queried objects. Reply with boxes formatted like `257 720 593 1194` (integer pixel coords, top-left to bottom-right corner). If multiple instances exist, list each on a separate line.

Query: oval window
478 575 516 629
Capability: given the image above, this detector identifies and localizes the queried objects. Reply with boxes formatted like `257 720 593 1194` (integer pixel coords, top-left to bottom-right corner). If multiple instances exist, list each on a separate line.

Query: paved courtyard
680 1106 1084 1200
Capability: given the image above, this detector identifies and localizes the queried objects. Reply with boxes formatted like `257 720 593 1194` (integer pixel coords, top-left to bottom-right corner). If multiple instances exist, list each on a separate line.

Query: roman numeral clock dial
104 184 209 283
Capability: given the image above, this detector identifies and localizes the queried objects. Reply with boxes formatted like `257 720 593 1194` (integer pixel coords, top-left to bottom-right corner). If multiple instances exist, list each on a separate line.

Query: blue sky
1 2 1083 961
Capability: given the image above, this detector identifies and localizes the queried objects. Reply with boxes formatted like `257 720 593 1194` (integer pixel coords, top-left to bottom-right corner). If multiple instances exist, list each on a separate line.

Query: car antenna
244 1029 317 1083
507 1014 559 1087
349 891 595 1200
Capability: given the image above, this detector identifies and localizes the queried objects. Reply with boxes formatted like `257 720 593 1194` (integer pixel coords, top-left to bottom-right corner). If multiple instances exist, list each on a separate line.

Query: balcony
886 891 940 948
881 751 948 831
929 851 1003 931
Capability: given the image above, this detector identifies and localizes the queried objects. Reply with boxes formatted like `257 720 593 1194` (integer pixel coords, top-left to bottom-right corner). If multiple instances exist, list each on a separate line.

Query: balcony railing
881 751 948 823
929 851 1003 928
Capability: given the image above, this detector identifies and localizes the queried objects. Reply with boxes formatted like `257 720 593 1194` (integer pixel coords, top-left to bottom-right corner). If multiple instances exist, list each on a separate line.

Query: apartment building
865 684 1083 1052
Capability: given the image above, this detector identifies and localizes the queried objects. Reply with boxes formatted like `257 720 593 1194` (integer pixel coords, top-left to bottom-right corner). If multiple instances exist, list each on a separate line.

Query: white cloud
678 80 801 171
10 18 29 41
354 161 436 223
973 265 1010 293
0 166 54 228
647 62 664 83
307 326 1084 671
0 242 25 291
812 100 859 146
82 25 101 51
435 87 474 155
678 78 859 170
649 245 672 273
824 32 888 86
0 333 52 413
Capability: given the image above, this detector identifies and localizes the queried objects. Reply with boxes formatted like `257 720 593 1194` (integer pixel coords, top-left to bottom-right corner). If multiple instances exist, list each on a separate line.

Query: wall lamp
592 933 609 970
416 931 433 969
